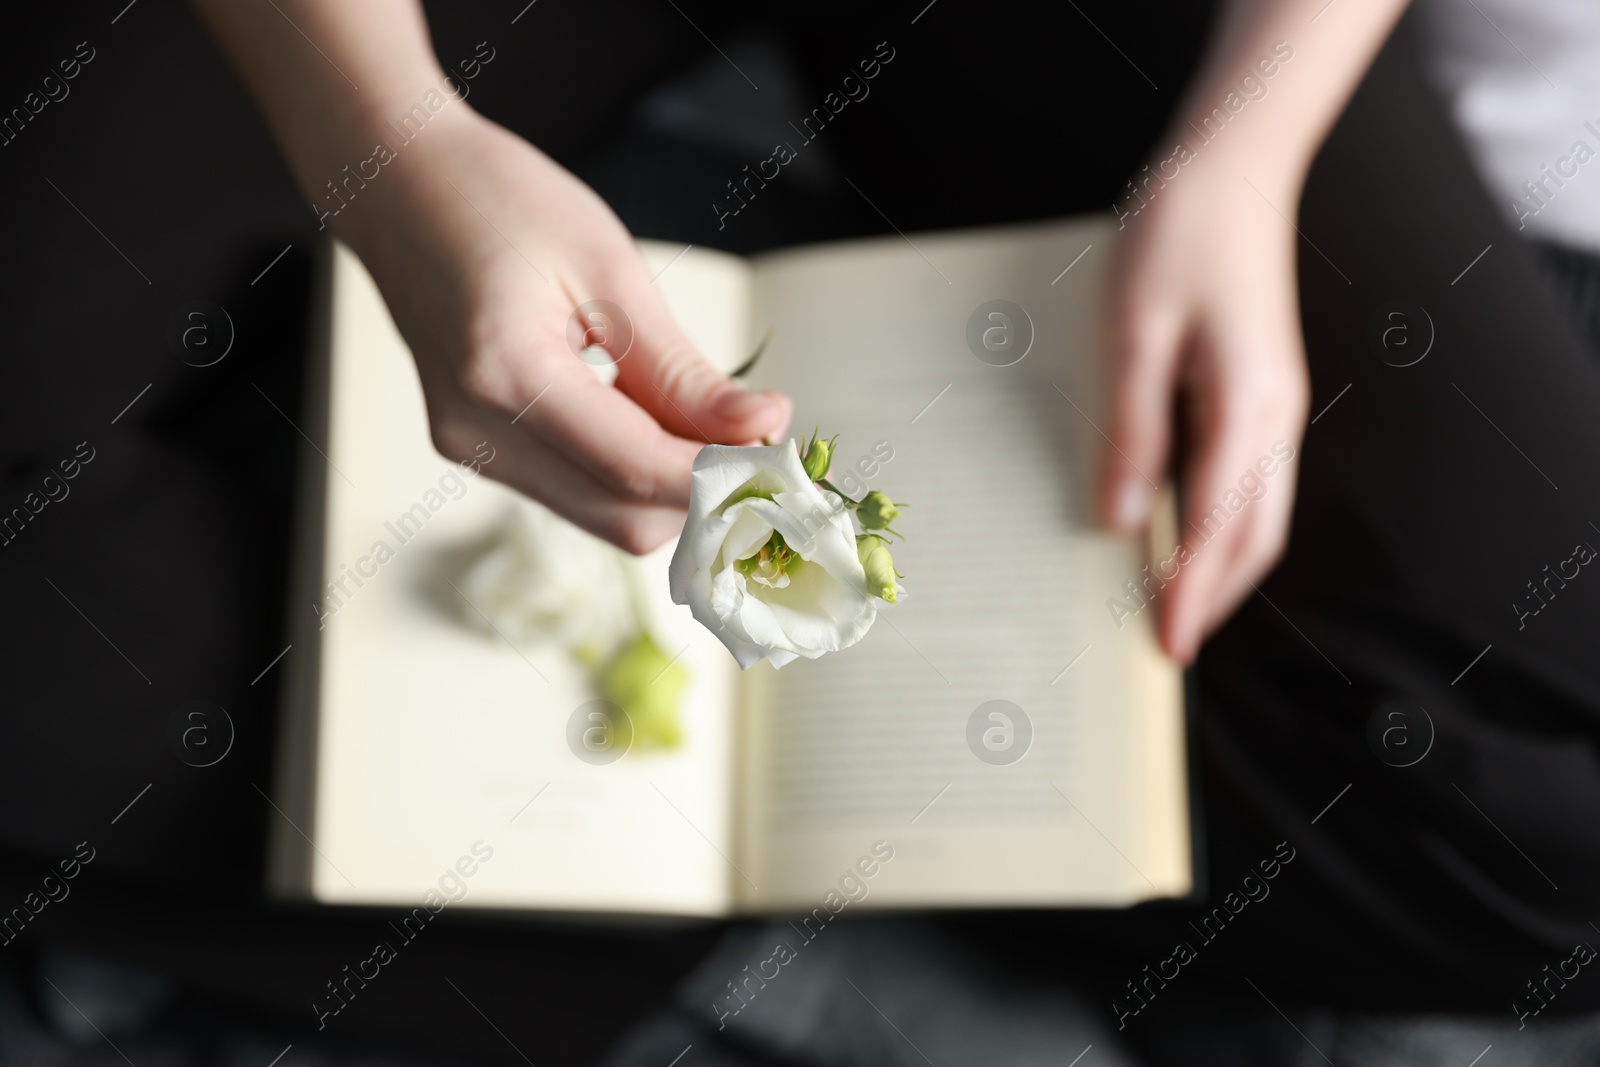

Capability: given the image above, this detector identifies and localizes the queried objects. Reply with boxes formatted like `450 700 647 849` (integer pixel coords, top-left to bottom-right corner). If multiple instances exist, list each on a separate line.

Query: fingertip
749 389 791 442
1157 574 1199 664
1162 611 1197 665
711 385 772 422
1103 478 1151 532
709 386 789 441
769 391 793 440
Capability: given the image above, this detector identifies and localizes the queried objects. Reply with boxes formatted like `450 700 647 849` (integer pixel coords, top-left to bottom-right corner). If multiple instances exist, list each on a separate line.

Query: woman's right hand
1091 0 1411 661
342 108 791 554
1099 158 1309 664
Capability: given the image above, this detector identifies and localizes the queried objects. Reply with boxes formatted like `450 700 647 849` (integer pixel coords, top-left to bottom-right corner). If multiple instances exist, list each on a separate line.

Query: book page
732 218 1189 909
276 242 754 917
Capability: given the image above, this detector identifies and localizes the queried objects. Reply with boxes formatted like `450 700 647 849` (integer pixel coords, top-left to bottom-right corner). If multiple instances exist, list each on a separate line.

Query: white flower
668 441 882 670
460 499 634 657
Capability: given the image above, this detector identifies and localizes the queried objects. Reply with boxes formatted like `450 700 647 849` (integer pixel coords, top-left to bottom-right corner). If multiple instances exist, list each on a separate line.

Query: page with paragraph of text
730 218 1190 910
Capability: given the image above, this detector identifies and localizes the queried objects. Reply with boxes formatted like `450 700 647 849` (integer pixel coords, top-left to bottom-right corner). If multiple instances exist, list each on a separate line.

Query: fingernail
1113 481 1151 530
767 394 792 440
714 387 776 423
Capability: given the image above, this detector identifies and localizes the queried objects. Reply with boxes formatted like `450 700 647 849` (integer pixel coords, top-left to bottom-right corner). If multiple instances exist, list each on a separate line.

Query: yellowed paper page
732 218 1190 909
278 242 752 916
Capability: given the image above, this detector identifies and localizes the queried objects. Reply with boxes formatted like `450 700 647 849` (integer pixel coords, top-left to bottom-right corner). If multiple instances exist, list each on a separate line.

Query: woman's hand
1092 0 1411 663
346 110 790 554
1100 162 1309 664
186 0 788 555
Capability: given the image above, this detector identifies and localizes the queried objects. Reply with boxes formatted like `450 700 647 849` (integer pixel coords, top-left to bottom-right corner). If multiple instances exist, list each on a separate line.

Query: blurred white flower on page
459 499 634 662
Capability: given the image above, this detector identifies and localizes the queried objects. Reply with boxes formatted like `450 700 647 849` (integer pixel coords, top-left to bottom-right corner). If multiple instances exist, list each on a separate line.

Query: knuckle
428 415 478 462
1218 373 1295 429
1281 374 1312 426
1241 515 1290 571
646 342 711 397
462 289 521 355
1109 303 1178 365
455 306 547 411
1242 358 1309 421
609 513 671 556
1110 326 1161 375
455 344 511 408
1111 384 1161 439
595 449 661 504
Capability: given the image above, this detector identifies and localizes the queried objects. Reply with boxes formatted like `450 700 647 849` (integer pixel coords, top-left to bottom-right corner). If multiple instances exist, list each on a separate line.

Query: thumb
610 284 791 445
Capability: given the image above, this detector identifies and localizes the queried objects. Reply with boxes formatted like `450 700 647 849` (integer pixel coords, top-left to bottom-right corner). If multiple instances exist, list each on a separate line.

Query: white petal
764 647 800 669
686 440 809 523
670 438 883 670
734 587 803 655
753 558 876 654
721 504 777 565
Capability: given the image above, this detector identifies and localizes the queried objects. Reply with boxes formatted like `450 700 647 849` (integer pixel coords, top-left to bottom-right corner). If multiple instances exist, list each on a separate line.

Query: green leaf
730 328 773 379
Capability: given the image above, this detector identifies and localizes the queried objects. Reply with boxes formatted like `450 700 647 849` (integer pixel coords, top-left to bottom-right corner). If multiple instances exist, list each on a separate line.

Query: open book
269 216 1191 917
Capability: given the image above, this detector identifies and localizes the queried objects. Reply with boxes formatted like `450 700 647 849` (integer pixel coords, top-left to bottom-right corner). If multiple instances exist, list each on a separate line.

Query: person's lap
1141 13 1600 1012
940 15 1600 1038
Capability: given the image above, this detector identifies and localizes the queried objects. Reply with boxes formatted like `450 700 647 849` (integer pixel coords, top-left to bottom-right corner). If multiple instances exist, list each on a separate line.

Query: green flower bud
857 534 900 603
856 491 902 532
800 428 836 482
599 631 687 751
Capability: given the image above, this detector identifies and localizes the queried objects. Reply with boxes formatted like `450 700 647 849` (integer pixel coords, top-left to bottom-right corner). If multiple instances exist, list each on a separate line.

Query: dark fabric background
2 2 1599 1064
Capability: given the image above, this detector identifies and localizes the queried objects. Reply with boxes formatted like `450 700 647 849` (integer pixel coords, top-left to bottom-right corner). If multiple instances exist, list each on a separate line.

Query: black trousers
1 1 1597 1064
